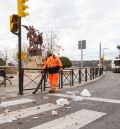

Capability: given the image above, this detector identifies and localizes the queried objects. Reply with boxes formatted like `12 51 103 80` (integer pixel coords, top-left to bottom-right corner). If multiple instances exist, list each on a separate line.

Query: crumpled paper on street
56 98 70 106
72 96 84 102
80 89 92 97
52 110 57 116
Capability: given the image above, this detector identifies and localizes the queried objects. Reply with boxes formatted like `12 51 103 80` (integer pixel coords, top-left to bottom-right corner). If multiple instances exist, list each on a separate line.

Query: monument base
28 48 42 56
24 56 45 71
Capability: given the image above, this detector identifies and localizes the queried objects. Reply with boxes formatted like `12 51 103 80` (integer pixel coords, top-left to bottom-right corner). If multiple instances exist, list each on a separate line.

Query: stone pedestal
28 48 42 56
24 56 45 70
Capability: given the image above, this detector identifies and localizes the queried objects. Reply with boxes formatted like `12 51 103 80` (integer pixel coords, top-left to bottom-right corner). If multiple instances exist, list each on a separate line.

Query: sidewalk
0 73 105 99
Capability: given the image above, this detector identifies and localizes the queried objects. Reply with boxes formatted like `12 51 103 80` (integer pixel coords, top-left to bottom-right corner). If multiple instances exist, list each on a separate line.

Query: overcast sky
0 0 120 61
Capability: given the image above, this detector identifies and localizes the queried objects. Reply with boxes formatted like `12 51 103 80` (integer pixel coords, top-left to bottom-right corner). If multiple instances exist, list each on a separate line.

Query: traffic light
100 58 104 64
17 0 29 17
10 14 19 32
16 51 26 60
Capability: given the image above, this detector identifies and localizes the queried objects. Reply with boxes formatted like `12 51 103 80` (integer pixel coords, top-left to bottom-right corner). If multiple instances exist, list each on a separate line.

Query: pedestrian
44 50 62 93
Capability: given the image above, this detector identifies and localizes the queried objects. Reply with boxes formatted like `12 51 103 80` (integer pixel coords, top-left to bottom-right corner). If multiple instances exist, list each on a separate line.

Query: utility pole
18 17 23 95
17 0 29 95
81 41 83 68
99 43 101 64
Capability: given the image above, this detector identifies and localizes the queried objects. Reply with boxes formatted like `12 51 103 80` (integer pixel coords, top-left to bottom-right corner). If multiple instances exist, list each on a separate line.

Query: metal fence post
90 68 92 80
92 68 94 79
43 72 46 91
99 68 101 76
95 68 97 78
79 69 81 83
71 69 74 86
21 69 24 94
61 71 63 88
58 71 61 89
85 68 87 82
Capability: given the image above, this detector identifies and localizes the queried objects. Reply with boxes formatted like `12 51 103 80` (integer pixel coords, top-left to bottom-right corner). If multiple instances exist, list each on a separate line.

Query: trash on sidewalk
33 116 39 119
52 110 57 116
65 106 71 109
56 98 70 106
72 96 84 102
80 89 92 97
0 103 8 109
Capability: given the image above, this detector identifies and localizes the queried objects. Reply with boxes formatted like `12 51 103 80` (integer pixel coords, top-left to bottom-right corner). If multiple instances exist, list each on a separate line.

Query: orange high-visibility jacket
44 55 62 74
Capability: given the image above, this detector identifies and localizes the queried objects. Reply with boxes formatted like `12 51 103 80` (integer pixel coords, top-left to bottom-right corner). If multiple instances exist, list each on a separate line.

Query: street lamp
102 48 108 69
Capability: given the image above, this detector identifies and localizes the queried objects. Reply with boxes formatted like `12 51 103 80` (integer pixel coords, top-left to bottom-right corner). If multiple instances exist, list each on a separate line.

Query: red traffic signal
100 58 104 64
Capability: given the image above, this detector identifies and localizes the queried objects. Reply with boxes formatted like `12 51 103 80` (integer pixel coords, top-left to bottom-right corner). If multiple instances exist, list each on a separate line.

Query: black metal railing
21 67 103 93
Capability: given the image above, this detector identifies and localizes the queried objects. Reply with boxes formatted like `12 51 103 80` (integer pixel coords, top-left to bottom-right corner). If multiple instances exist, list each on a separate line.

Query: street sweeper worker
44 50 62 93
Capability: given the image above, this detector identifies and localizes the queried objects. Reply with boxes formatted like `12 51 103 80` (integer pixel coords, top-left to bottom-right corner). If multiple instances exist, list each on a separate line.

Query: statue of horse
22 25 43 49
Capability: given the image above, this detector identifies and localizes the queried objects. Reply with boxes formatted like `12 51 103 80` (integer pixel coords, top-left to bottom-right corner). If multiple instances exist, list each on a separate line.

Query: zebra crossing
48 93 120 104
0 96 107 129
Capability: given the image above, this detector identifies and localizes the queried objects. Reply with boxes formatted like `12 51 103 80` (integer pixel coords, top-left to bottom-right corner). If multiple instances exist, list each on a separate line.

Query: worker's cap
47 50 53 56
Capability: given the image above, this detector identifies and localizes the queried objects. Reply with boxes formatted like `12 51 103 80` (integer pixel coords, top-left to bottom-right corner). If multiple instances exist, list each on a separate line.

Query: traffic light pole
18 17 23 95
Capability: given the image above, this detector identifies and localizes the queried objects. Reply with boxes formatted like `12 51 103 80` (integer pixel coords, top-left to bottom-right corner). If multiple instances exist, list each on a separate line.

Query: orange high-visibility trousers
48 73 59 88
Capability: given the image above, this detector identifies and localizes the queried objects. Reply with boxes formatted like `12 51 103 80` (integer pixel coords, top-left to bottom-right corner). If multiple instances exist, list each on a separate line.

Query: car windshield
114 60 120 66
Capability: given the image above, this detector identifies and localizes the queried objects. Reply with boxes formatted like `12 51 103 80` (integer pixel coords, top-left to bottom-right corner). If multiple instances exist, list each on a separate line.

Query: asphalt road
0 71 120 129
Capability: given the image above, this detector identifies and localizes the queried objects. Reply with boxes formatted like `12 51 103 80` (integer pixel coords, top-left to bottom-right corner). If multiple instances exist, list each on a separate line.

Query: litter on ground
0 103 8 108
56 98 70 106
33 117 39 119
72 96 84 102
52 110 58 116
80 89 92 97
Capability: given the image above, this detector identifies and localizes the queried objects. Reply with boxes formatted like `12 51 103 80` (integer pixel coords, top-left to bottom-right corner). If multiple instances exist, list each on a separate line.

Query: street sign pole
78 40 86 68
99 43 101 65
18 17 23 95
81 41 83 68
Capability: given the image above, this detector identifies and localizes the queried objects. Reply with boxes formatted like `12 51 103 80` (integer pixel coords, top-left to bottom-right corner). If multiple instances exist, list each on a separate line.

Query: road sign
78 40 86 68
78 40 86 49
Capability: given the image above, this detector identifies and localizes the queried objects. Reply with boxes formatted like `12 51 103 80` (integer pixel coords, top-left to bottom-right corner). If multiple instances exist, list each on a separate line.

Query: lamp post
102 48 108 69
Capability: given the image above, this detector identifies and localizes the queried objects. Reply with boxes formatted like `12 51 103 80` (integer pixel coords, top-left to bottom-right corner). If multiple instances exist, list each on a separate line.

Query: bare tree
43 31 64 56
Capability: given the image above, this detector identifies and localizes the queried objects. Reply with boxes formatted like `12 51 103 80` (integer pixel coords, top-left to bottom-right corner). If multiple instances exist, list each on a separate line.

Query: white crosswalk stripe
48 93 120 104
0 97 107 129
0 103 62 124
0 98 35 107
31 109 106 129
